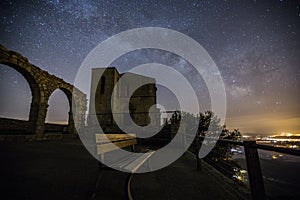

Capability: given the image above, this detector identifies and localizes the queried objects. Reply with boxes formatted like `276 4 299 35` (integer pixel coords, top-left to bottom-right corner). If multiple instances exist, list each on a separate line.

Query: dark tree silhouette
198 111 213 136
170 111 245 185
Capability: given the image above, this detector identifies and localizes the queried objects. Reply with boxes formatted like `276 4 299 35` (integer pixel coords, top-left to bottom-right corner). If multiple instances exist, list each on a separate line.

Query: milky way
0 0 299 135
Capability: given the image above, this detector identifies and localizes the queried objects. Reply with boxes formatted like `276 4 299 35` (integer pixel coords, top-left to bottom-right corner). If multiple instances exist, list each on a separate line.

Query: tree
220 124 230 138
230 129 242 140
198 111 213 136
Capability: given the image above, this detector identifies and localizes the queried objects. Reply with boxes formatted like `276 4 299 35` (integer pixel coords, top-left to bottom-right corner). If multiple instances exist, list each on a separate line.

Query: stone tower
88 67 160 133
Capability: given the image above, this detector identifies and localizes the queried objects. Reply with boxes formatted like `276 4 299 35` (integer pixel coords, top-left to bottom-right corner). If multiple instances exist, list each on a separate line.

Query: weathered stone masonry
0 44 87 138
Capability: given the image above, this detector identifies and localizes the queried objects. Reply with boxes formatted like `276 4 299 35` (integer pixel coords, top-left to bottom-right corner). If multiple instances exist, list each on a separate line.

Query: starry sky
0 0 299 135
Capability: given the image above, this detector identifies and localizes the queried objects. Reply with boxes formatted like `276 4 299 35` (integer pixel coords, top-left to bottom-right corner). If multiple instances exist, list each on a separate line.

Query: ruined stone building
88 67 160 133
0 44 87 138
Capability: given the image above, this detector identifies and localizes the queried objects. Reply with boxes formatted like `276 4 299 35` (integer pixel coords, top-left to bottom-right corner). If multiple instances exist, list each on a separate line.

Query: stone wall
0 118 29 134
0 118 69 134
44 123 68 134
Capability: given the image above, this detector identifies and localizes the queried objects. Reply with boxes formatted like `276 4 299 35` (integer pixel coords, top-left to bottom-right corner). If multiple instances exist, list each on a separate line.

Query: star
0 0 299 135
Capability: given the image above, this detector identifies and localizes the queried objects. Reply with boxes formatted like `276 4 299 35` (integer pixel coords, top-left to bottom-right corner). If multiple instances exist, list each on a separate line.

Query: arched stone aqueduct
0 44 87 138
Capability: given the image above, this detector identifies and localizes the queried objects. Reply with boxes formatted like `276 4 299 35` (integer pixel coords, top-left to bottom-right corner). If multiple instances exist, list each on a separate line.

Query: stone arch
46 87 75 134
0 63 37 120
0 52 42 135
0 44 87 138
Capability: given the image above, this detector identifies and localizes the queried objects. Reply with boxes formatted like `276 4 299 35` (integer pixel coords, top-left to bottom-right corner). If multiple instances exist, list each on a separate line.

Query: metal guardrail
192 136 300 200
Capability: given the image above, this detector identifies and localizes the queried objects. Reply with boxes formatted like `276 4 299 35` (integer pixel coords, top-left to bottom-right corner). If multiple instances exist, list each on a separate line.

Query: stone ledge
0 134 77 142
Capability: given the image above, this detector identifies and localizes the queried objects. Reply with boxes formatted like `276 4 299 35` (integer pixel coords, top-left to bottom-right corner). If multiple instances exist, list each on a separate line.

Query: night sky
0 0 299 135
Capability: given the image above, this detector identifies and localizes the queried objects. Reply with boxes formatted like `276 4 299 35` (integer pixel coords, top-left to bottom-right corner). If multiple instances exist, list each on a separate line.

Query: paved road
0 138 249 200
0 139 98 200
